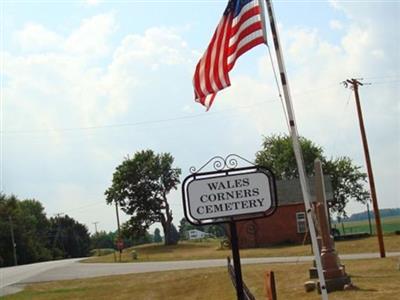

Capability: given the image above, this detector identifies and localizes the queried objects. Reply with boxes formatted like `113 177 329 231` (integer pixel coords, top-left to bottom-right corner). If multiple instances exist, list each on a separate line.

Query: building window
296 212 307 233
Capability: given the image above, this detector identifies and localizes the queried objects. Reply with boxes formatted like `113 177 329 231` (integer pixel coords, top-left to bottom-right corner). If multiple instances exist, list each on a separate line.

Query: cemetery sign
182 156 277 225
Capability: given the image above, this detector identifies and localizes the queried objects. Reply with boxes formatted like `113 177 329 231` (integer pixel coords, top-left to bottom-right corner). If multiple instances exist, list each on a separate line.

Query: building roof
275 176 333 206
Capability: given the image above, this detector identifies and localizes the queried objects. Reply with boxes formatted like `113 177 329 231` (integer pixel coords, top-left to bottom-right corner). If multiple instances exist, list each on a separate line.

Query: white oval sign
183 167 276 223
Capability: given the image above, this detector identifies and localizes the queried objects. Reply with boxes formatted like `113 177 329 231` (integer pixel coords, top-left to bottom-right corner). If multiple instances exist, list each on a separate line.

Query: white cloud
5 17 194 134
65 13 117 58
329 19 343 30
14 14 117 59
286 28 319 64
15 23 63 52
3 4 399 233
113 27 192 67
85 0 102 6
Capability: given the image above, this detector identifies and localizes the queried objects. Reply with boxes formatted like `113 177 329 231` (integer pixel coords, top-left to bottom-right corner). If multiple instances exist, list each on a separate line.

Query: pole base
317 275 352 293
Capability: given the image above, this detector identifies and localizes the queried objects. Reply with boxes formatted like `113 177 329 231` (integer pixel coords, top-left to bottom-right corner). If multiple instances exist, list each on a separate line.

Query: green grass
89 248 115 257
84 234 400 263
335 216 400 235
5 257 400 300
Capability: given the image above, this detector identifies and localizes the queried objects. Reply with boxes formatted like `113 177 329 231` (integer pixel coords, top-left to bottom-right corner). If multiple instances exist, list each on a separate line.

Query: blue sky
1 0 399 234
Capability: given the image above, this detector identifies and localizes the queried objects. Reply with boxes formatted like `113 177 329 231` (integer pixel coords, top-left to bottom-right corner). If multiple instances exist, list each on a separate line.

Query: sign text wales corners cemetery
182 165 277 225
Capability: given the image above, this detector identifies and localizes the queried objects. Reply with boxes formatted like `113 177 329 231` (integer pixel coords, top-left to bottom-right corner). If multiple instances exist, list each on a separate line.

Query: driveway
1 252 399 296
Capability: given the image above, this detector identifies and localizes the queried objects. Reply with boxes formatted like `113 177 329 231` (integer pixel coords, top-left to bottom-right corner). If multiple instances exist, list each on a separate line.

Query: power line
1 83 342 136
0 100 276 135
363 75 400 80
367 80 400 85
60 200 106 214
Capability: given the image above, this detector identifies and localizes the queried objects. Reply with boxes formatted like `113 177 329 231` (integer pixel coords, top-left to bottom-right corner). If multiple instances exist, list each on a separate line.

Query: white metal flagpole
261 0 329 298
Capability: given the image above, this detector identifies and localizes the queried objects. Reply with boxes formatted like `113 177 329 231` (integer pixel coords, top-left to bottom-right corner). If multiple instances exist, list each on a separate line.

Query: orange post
265 271 277 300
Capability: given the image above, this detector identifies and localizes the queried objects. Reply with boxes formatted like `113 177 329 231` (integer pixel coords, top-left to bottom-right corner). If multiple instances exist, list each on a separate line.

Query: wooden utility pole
92 221 99 234
115 202 122 261
344 78 385 258
93 221 100 256
115 202 121 237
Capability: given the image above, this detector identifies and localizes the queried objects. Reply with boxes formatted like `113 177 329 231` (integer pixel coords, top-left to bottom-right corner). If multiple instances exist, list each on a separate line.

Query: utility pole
9 215 18 266
115 202 122 262
93 221 100 256
92 221 99 234
343 78 385 258
115 202 121 237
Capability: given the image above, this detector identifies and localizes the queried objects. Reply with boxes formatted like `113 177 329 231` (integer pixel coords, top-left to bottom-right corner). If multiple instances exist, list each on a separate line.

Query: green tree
90 231 116 250
105 150 181 245
0 195 52 266
120 222 153 246
204 224 226 238
323 157 369 216
49 215 91 258
153 228 162 243
178 218 196 240
256 135 324 179
255 134 369 217
17 199 52 263
168 223 180 244
0 194 19 266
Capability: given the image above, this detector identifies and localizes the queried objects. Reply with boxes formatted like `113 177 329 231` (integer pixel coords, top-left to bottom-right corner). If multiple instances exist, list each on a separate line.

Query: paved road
0 258 84 296
1 252 399 296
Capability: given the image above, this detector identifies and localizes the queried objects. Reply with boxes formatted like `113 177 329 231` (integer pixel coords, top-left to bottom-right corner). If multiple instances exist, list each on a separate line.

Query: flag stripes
193 0 267 110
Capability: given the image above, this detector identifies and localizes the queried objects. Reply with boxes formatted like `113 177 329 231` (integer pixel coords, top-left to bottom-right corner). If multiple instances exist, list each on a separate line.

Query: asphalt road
1 252 399 296
0 258 84 296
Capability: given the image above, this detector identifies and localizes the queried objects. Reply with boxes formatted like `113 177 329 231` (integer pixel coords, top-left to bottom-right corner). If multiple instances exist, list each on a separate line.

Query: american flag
193 0 267 110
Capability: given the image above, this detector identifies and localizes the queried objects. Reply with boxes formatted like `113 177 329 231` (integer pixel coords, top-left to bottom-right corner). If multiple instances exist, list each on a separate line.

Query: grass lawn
335 216 400 235
5 257 400 300
85 234 400 263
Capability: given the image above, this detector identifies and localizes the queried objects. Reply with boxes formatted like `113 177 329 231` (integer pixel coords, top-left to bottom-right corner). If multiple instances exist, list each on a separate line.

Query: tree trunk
161 216 175 245
163 222 172 245
160 195 177 245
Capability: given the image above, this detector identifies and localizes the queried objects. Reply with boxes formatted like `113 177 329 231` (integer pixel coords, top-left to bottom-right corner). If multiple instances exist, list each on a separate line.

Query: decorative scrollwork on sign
189 156 225 174
225 154 255 168
189 154 255 174
213 157 225 171
225 155 238 169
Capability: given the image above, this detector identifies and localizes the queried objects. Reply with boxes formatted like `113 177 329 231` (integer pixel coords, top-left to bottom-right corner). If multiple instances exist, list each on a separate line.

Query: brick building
233 177 333 248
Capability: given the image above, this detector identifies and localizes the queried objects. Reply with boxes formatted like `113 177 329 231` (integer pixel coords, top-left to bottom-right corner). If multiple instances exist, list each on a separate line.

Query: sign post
182 155 277 299
230 221 244 300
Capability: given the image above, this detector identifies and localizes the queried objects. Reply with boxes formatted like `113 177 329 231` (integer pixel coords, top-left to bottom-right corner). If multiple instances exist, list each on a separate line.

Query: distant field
334 216 400 235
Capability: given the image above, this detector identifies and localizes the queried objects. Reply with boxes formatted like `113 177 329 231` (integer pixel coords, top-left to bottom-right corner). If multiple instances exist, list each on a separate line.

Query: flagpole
262 0 328 298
